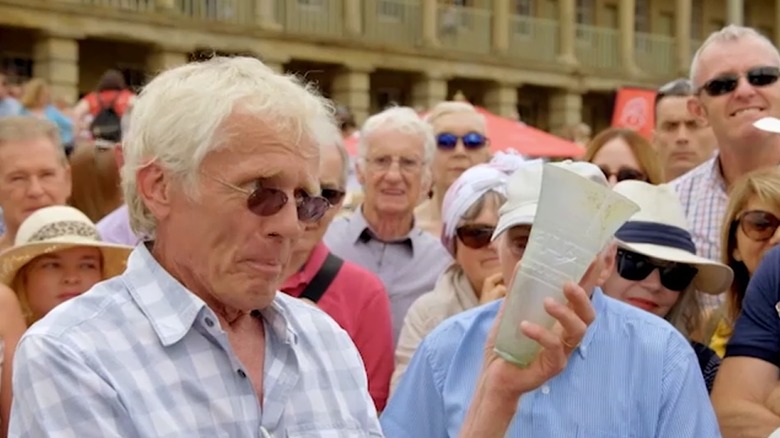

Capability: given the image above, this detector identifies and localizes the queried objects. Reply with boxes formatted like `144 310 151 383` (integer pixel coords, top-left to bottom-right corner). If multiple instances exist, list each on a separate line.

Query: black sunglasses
436 132 488 150
616 249 699 292
599 166 647 183
699 66 780 97
455 224 495 249
737 210 780 241
321 187 346 206
207 174 329 223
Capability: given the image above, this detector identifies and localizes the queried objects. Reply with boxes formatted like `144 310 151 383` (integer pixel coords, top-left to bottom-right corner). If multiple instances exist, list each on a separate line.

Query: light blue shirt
380 289 720 438
0 97 21 117
11 244 382 437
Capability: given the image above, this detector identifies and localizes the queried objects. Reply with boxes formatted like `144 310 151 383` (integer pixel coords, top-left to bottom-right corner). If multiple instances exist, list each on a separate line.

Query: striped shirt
380 289 720 437
10 244 382 437
671 155 728 309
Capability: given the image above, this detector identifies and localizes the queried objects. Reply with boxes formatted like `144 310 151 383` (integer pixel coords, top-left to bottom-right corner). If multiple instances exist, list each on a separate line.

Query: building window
118 66 147 91
691 0 703 39
298 0 324 6
576 0 593 25
378 0 404 20
634 0 650 33
0 55 33 81
515 0 533 16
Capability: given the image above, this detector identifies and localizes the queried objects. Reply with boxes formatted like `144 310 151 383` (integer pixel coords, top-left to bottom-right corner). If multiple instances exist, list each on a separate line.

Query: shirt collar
575 287 608 360
347 206 419 252
280 243 330 293
708 155 728 193
124 243 298 346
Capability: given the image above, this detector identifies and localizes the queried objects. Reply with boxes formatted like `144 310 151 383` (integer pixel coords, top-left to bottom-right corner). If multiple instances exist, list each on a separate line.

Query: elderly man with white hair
324 106 452 344
9 57 383 436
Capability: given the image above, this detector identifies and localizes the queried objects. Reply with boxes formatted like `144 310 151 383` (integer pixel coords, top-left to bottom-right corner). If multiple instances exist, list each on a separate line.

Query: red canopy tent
343 106 584 158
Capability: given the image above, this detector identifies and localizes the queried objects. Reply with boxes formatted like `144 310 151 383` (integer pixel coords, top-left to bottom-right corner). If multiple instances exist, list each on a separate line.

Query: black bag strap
299 252 344 303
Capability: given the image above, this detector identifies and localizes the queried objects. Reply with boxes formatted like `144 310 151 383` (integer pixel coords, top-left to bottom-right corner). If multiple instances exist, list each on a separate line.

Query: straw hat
613 181 733 295
0 205 133 286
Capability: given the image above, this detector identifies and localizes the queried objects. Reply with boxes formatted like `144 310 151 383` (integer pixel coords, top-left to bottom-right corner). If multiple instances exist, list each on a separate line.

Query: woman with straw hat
0 205 132 434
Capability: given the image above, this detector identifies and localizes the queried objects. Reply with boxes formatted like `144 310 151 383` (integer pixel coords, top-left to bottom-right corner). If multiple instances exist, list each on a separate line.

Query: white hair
121 56 338 238
690 25 780 86
424 100 486 128
357 106 435 165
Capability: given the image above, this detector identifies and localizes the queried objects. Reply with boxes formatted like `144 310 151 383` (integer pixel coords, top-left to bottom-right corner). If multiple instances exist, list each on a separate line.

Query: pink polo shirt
281 243 394 411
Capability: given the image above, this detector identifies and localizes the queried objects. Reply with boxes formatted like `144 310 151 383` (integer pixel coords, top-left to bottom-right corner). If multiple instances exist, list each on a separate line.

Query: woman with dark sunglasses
603 181 733 393
415 101 492 237
391 162 511 394
582 128 665 186
705 167 780 357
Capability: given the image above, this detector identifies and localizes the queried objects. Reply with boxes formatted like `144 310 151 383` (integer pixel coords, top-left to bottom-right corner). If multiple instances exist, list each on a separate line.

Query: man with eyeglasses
653 78 716 181
279 136 394 412
9 57 383 436
673 25 780 311
325 106 453 345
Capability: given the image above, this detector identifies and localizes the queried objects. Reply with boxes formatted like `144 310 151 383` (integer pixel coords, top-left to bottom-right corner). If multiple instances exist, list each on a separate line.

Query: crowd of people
0 23 779 437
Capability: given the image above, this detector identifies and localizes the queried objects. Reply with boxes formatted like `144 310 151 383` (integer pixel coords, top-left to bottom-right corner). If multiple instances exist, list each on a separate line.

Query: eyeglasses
616 249 699 292
455 224 495 249
320 187 346 206
598 166 647 183
364 155 423 173
737 210 780 241
436 132 488 150
698 66 780 97
205 174 329 223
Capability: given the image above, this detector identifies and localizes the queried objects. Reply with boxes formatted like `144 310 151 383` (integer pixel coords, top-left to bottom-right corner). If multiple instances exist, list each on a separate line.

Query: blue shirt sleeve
657 335 722 437
380 336 448 438
725 246 780 366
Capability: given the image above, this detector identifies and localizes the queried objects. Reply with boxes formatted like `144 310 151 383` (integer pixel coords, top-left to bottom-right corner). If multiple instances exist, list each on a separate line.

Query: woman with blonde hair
415 100 492 236
706 167 780 357
583 127 664 185
19 78 74 154
0 205 132 433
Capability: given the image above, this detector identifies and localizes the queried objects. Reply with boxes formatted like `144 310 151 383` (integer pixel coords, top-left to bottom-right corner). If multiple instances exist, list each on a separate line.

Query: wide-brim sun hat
0 205 133 287
613 180 733 295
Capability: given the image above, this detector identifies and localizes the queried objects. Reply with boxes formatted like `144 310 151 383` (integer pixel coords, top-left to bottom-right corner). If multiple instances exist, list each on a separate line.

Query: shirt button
204 317 214 327
580 345 587 353
237 369 247 378
541 385 550 395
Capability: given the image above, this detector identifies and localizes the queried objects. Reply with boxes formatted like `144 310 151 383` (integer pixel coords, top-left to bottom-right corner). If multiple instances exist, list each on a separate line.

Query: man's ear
136 161 172 224
687 96 707 121
598 241 618 286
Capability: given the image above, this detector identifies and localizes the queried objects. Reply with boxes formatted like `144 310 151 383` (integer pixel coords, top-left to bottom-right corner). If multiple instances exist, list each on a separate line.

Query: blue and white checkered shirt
10 244 382 437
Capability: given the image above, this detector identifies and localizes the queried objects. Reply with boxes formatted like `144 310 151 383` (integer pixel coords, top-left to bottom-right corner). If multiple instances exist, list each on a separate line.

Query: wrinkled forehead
695 36 780 85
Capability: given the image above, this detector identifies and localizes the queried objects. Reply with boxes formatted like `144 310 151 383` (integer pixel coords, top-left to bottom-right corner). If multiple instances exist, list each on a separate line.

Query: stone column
484 82 519 119
557 0 577 65
344 0 362 36
411 73 448 111
255 0 282 30
548 89 583 137
331 67 372 126
492 0 510 53
422 0 439 47
33 32 80 105
147 48 189 75
619 0 639 76
155 0 175 9
675 0 692 75
727 0 744 25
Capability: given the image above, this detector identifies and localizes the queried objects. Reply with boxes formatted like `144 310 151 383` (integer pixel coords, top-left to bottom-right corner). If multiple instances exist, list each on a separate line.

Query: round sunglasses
616 248 698 292
455 224 495 249
737 210 780 241
698 66 780 97
206 174 330 222
436 132 488 150
598 166 647 183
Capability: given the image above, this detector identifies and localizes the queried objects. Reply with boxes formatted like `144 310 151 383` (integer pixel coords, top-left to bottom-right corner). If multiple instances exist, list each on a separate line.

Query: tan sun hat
0 205 133 286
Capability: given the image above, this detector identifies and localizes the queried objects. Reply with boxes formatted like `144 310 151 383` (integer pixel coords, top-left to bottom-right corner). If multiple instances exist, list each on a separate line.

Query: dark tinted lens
247 187 288 216
703 76 739 96
436 133 459 149
747 67 780 87
616 250 655 281
462 132 487 149
658 264 699 292
616 168 647 182
456 225 495 249
297 195 330 223
740 210 780 241
321 188 346 206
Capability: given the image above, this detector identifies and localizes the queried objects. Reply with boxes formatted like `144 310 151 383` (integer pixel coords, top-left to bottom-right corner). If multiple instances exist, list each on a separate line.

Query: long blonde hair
721 167 780 325
583 128 665 184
